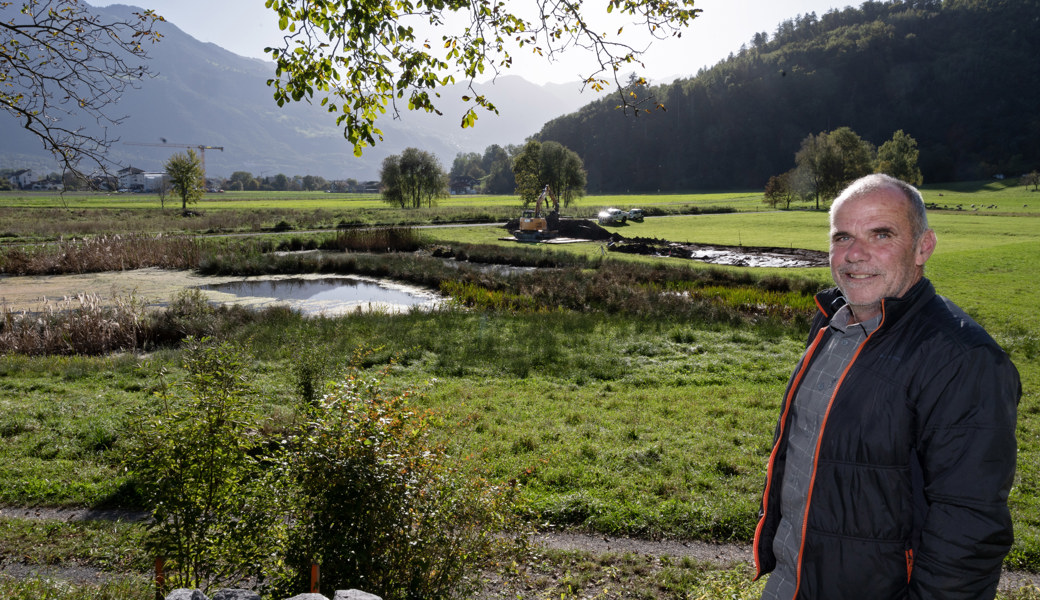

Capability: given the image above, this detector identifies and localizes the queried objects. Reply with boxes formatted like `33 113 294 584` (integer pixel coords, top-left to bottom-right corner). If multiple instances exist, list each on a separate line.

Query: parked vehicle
627 208 644 222
597 207 627 225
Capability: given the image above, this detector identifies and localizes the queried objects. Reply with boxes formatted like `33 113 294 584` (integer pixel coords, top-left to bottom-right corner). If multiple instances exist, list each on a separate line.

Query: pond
0 269 444 316
199 276 444 315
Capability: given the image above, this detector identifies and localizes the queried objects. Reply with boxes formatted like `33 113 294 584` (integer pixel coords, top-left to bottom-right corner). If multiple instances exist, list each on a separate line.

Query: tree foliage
763 169 803 209
0 1 163 177
512 140 587 207
380 147 447 208
1022 170 1040 192
165 149 205 211
795 127 874 208
876 129 923 185
262 0 701 155
481 144 517 195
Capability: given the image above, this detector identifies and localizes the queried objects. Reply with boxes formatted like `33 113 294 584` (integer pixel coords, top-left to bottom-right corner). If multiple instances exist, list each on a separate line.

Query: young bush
126 338 275 593
266 363 523 600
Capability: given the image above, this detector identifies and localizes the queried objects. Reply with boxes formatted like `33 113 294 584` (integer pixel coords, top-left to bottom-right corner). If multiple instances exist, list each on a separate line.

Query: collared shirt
762 306 882 599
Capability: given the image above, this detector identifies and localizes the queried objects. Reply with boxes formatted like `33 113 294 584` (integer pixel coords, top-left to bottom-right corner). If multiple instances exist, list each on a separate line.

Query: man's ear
916 229 937 266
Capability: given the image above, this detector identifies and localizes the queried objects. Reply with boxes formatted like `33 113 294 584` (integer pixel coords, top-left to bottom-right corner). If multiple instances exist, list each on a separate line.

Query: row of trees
380 141 587 208
764 128 922 209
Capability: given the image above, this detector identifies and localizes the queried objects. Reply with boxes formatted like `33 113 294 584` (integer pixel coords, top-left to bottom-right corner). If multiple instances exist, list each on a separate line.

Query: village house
7 168 34 189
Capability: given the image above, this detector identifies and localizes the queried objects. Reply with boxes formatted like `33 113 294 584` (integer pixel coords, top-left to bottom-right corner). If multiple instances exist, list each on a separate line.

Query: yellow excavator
514 185 560 241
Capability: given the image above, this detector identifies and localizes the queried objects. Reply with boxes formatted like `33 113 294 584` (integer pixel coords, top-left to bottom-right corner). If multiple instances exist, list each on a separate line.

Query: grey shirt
762 306 882 599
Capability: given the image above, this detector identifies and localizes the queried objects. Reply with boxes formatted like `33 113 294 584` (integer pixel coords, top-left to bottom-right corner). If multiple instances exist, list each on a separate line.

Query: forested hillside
536 0 1040 192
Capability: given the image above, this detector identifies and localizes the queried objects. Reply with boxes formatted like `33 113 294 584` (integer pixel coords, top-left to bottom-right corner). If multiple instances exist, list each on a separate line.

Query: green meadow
0 183 1037 598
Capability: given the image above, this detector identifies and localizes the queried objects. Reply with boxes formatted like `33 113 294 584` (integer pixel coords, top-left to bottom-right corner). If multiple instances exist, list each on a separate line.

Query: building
7 169 33 189
118 166 167 192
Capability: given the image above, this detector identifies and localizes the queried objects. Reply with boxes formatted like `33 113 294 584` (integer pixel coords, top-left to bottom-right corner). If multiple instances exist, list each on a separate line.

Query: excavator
514 185 560 241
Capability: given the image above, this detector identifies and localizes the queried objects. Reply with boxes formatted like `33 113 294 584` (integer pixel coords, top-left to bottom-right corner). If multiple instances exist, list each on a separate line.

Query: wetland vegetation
0 183 1037 598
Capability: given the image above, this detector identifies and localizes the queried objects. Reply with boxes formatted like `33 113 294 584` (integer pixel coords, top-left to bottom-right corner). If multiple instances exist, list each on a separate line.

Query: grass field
0 182 1037 598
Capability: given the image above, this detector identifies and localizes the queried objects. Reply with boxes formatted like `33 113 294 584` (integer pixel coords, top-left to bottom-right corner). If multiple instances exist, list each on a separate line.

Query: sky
92 0 855 86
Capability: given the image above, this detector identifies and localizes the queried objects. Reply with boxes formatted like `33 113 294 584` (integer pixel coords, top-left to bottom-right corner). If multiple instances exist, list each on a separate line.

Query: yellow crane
125 141 224 183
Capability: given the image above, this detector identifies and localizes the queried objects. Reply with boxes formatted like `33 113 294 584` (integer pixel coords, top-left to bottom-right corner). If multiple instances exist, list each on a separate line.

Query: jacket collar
814 278 936 328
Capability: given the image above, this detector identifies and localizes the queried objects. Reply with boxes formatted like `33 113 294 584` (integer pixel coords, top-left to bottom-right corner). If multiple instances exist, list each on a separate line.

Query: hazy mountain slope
0 4 602 180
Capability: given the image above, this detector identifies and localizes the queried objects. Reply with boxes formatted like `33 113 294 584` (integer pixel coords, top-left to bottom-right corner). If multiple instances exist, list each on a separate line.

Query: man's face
829 186 936 322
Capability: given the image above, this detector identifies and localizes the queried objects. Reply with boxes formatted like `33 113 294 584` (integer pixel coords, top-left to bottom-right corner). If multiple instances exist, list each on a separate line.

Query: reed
0 234 200 275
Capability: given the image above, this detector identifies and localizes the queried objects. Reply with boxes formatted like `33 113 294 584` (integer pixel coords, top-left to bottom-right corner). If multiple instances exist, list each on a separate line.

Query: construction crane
124 141 224 182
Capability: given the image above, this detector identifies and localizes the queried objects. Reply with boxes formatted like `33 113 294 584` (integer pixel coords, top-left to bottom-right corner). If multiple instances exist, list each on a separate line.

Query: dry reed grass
0 292 143 355
0 234 200 275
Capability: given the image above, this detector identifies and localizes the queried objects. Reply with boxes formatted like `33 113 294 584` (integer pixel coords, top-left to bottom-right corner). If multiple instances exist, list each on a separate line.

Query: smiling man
753 174 1020 599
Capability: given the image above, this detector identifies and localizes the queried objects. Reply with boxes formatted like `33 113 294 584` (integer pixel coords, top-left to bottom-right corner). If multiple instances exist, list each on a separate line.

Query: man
753 174 1020 599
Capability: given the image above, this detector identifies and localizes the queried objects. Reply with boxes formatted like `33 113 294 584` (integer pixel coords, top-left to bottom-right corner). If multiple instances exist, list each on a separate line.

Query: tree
302 174 327 191
481 144 515 195
263 0 701 155
876 129 923 185
271 173 289 191
228 171 256 192
1 1 164 178
449 152 485 182
795 127 873 209
165 149 205 212
380 147 446 208
512 141 544 206
1021 170 1040 192
156 175 172 210
763 169 804 209
830 126 875 186
512 140 587 207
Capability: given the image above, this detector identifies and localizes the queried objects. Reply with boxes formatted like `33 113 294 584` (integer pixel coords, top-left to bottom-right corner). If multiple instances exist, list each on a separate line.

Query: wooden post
310 561 320 594
154 556 166 600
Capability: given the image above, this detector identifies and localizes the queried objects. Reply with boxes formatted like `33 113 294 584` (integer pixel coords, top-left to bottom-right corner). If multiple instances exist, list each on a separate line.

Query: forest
535 0 1040 193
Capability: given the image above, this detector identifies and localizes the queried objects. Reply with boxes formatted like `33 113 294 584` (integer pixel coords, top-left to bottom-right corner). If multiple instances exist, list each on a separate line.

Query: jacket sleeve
909 343 1020 600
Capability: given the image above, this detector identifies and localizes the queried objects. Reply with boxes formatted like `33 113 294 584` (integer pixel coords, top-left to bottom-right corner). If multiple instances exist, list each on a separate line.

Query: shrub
266 361 523 600
126 338 275 593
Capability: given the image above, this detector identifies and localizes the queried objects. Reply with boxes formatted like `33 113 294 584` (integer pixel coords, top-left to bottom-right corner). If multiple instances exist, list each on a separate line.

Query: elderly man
754 174 1020 599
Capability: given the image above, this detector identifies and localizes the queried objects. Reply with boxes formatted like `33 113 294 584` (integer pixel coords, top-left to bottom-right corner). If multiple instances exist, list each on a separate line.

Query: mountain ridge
0 3 604 180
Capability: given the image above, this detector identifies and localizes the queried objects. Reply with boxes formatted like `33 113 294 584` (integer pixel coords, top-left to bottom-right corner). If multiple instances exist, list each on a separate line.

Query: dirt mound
503 217 613 241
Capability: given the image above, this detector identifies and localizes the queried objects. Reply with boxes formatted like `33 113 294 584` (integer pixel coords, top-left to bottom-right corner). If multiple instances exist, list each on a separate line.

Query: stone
285 594 329 600
333 591 383 600
211 590 261 600
166 590 208 600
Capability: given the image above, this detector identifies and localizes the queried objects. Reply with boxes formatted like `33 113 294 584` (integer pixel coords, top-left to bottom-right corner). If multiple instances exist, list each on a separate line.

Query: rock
166 590 208 600
212 590 261 600
285 594 329 600
333 591 383 600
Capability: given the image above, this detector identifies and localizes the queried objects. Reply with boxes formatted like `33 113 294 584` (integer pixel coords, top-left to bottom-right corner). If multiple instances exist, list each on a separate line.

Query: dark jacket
753 278 1020 599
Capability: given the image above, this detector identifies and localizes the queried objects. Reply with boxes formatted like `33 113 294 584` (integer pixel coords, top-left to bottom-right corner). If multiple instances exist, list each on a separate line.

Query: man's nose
844 238 869 261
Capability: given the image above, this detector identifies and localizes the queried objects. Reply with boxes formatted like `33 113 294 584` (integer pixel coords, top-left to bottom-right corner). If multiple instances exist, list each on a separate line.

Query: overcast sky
92 0 854 85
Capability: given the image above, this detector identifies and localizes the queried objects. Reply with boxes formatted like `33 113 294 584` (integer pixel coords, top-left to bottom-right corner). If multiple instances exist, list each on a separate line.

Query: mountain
0 4 605 180
535 0 1040 192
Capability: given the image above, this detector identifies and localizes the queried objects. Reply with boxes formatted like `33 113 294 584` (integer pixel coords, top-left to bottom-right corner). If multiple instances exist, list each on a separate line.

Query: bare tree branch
0 0 164 181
